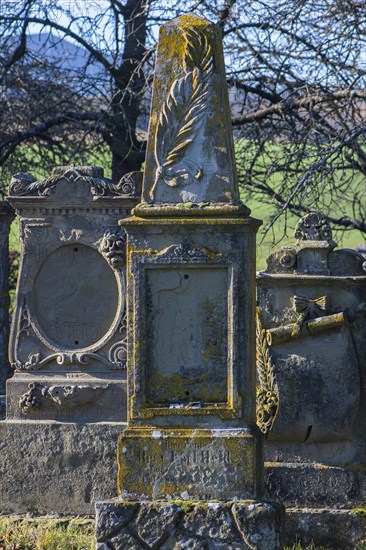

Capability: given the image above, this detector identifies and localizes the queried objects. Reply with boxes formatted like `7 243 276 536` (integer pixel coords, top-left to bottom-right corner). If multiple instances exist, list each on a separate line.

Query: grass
0 517 95 550
1 517 365 549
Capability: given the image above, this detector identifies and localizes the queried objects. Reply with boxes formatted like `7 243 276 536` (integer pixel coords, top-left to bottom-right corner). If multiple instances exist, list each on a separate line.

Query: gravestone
0 201 15 406
0 167 141 515
96 14 283 549
257 212 366 547
7 166 141 422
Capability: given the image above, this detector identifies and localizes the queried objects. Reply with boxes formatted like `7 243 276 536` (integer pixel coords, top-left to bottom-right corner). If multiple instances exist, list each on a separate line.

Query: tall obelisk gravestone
96 15 283 549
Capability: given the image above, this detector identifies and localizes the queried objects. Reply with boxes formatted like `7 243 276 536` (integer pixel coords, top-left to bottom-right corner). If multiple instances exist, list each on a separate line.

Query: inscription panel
118 428 260 500
145 267 228 405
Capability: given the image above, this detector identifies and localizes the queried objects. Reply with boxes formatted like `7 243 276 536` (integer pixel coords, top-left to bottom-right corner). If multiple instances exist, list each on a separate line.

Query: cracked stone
110 528 144 550
95 501 138 541
133 502 182 549
232 501 283 550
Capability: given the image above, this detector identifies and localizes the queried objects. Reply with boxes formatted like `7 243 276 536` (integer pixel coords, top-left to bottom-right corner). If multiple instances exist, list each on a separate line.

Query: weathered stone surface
0 201 15 394
135 14 247 216
98 14 272 549
264 463 366 508
122 220 260 429
257 211 366 510
95 500 138 541
232 502 283 550
0 421 122 515
6 165 138 422
133 502 182 548
171 536 207 550
110 529 144 550
95 500 283 550
7 375 127 423
96 543 113 550
118 428 261 501
182 503 239 542
284 508 366 550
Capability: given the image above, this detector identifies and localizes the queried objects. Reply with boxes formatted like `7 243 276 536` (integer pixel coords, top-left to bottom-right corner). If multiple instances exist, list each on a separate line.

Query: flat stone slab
284 507 366 550
96 499 284 549
0 420 122 515
118 428 262 501
264 462 366 508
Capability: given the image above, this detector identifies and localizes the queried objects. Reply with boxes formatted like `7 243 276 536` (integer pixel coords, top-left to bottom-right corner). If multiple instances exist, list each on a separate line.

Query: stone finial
294 212 333 242
136 14 248 216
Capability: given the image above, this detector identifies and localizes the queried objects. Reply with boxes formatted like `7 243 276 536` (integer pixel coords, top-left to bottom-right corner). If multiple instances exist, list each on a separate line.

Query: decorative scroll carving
98 228 126 270
256 308 279 435
294 212 332 241
12 350 111 371
116 171 143 197
265 247 297 273
9 166 131 197
109 314 127 370
155 238 221 263
8 173 37 195
19 382 107 414
150 28 214 200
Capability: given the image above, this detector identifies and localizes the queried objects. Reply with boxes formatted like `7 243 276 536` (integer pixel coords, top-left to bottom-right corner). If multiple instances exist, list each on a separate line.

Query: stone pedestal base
118 428 262 501
95 499 284 550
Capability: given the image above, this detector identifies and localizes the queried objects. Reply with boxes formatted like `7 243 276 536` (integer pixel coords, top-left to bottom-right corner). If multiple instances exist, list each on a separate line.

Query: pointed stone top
135 14 249 217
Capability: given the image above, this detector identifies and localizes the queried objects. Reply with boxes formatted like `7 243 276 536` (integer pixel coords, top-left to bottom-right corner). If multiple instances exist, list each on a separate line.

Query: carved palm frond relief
151 28 214 198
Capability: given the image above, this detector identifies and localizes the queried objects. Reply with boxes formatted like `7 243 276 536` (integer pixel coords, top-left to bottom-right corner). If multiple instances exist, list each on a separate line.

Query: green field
6 142 365 272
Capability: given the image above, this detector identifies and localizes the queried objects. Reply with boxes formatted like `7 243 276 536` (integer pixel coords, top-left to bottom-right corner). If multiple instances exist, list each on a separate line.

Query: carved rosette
294 211 332 241
150 28 214 200
256 308 279 435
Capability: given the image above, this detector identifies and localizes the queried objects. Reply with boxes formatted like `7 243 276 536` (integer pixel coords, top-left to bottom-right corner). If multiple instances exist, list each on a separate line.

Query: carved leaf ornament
150 28 214 200
256 308 279 435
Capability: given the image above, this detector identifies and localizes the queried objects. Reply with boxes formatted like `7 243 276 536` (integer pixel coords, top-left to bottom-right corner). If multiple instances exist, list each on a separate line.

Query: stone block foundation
95 499 284 550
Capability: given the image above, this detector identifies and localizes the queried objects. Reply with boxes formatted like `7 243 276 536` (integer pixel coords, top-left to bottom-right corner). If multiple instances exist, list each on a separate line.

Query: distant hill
25 32 105 78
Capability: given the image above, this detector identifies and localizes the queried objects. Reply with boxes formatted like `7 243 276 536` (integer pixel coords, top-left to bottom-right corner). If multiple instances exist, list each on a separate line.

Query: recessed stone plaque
32 243 119 349
118 428 261 501
146 266 228 405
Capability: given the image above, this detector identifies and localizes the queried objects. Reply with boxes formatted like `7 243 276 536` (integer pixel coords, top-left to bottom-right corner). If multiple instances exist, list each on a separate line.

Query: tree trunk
110 0 147 183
